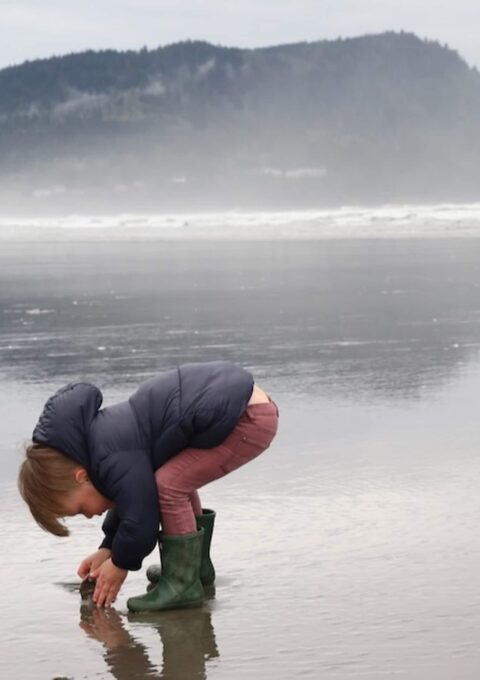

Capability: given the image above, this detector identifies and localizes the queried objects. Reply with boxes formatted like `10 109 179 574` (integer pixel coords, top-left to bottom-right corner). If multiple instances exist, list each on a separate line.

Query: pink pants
155 398 279 535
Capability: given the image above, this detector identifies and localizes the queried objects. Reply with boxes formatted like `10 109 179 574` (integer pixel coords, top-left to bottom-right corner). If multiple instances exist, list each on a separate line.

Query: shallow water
2 238 480 679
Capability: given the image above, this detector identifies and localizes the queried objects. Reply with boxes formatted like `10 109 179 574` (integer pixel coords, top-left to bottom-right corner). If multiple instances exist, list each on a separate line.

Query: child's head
18 442 113 536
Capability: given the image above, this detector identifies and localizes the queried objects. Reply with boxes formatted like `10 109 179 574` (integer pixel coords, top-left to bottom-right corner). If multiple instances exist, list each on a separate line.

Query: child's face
62 468 114 519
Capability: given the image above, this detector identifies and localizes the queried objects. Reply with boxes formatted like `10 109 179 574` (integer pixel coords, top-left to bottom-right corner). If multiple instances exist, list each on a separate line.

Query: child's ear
74 467 89 484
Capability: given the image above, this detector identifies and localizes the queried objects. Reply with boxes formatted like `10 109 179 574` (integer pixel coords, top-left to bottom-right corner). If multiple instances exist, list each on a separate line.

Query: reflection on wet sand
79 597 219 680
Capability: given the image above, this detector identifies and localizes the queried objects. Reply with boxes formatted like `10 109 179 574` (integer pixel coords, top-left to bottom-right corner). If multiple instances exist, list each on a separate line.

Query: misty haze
1 32 480 214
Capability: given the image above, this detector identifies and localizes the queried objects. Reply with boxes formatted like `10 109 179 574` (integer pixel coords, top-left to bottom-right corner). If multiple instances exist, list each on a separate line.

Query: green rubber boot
146 509 216 587
127 529 204 613
196 509 216 587
145 532 164 585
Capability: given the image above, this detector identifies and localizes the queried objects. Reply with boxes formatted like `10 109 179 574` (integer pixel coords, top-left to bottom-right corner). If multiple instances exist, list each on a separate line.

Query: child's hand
77 548 112 579
90 558 128 607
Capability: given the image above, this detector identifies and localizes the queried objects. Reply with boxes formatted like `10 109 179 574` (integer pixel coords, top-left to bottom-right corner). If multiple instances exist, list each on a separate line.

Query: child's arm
99 508 120 551
104 453 159 570
92 449 160 605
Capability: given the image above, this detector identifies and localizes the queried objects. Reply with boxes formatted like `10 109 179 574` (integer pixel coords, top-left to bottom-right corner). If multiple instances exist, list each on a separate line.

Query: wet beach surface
2 238 480 678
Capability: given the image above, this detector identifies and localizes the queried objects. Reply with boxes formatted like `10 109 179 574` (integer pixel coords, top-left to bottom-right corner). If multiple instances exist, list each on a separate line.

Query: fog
1 34 480 215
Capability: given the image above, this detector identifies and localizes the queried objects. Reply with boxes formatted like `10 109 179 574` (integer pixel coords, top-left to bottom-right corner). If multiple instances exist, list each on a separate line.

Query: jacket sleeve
99 509 120 551
97 450 160 571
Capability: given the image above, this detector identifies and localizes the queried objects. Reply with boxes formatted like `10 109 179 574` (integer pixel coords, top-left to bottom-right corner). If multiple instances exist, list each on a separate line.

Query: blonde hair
18 442 79 537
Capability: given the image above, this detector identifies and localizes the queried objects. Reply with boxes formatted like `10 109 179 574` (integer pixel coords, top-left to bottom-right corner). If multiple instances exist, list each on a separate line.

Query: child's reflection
79 598 219 680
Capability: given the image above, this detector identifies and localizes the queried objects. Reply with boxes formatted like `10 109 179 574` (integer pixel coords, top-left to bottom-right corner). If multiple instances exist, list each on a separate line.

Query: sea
2 204 480 679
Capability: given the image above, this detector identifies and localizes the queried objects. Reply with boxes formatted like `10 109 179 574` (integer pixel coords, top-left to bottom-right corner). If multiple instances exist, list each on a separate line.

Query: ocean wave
1 203 480 241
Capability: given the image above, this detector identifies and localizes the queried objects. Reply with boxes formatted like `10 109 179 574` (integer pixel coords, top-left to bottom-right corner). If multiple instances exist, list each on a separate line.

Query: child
18 360 279 612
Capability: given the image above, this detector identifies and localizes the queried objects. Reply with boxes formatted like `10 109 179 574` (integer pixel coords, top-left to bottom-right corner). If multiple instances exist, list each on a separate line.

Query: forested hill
1 32 480 213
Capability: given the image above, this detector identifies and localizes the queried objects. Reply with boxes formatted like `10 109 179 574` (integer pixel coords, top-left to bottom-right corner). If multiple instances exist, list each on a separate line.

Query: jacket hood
32 382 103 467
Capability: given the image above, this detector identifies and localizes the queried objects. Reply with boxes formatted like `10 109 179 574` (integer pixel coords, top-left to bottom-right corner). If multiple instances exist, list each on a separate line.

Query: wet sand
2 238 480 679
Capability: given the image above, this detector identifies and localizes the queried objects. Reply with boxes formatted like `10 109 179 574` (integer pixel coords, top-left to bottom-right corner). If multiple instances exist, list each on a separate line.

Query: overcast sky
1 0 479 70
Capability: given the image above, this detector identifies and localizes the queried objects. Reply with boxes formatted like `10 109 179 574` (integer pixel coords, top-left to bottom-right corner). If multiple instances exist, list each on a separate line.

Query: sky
1 0 479 70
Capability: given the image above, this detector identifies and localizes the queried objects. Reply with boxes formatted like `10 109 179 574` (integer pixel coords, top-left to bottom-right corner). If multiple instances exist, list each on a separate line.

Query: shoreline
2 202 480 241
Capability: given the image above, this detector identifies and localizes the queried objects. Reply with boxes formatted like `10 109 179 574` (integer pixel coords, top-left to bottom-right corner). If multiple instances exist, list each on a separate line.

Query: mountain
1 32 479 213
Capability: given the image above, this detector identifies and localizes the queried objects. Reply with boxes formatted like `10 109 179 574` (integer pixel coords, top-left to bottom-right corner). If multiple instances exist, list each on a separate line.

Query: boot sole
128 598 203 613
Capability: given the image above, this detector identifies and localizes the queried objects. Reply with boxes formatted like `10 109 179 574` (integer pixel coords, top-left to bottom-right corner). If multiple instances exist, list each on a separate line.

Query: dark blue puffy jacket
32 361 254 570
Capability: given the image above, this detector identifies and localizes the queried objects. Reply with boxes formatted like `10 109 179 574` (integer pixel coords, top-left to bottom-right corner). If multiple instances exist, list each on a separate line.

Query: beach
2 230 480 679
